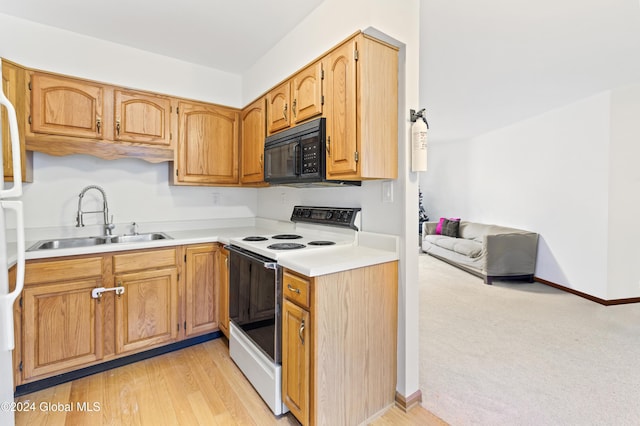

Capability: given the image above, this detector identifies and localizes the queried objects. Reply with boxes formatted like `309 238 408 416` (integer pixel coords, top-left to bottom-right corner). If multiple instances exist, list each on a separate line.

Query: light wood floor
15 338 446 425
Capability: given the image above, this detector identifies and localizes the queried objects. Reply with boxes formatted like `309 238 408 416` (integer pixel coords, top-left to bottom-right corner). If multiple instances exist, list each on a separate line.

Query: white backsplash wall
20 153 257 230
256 181 402 236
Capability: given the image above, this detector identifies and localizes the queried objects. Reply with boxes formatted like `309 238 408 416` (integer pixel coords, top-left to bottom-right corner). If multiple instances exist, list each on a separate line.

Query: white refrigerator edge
0 58 26 426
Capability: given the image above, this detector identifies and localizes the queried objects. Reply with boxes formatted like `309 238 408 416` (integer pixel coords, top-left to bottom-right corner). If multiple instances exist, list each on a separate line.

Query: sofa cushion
441 219 460 237
424 235 483 258
458 221 491 242
435 217 460 235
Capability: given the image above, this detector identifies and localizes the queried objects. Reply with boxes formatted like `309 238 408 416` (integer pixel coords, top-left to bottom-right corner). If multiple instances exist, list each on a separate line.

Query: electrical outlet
382 181 394 203
212 192 220 205
281 193 286 204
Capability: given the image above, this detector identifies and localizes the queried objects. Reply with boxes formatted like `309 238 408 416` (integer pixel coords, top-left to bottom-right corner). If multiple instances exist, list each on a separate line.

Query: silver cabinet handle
91 286 125 299
287 284 300 294
299 319 305 345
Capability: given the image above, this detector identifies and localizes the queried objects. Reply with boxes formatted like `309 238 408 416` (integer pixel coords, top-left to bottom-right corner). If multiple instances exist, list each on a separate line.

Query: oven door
227 245 281 363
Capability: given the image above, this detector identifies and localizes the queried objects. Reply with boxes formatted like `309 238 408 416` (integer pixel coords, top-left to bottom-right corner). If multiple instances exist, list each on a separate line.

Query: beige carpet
418 252 640 426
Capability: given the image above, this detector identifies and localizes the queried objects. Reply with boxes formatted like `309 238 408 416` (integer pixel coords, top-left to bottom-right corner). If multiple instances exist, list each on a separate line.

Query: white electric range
228 210 359 261
225 206 361 415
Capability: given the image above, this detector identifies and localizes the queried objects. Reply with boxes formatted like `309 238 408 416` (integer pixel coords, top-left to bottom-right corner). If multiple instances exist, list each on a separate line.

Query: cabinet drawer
26 256 103 285
113 248 177 273
283 271 310 309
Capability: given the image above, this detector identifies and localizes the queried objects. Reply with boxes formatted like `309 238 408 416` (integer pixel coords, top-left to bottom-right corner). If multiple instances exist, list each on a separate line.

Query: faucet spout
76 185 115 236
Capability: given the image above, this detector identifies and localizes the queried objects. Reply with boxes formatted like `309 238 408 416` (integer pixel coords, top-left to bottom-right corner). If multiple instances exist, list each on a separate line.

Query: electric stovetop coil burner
267 243 306 250
243 236 269 242
308 241 336 246
272 234 303 240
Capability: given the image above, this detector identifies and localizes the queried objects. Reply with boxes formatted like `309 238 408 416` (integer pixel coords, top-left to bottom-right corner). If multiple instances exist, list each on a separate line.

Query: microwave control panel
300 138 321 176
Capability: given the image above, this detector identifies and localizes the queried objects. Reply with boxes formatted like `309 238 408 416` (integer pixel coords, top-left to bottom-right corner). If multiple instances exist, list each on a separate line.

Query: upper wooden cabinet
240 97 266 184
324 33 398 181
24 68 175 163
266 81 290 135
3 30 397 183
266 61 323 135
114 89 172 146
291 61 323 126
174 100 240 185
2 60 33 182
30 72 105 139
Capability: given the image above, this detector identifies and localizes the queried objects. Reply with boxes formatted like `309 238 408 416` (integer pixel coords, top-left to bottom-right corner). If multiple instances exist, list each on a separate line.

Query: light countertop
8 220 399 277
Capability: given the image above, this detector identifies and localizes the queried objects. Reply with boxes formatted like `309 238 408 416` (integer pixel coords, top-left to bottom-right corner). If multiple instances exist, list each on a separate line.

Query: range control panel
291 206 361 230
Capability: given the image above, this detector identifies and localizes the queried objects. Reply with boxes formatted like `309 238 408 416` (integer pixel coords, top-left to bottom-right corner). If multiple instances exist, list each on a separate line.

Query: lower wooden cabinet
21 256 105 382
115 267 179 354
281 262 398 426
184 244 219 338
16 244 224 385
282 299 310 425
23 278 104 381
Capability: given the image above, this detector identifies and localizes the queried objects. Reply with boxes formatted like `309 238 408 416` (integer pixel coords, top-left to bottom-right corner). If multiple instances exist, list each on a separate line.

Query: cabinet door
184 244 219 338
177 101 239 184
324 39 358 179
115 267 178 354
266 81 290 135
22 279 103 380
114 89 172 146
240 97 266 184
282 299 310 425
30 72 105 139
218 247 230 338
2 60 31 182
292 62 323 125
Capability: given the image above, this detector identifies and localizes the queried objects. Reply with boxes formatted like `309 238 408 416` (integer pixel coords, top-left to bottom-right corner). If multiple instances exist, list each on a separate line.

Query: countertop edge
10 227 400 278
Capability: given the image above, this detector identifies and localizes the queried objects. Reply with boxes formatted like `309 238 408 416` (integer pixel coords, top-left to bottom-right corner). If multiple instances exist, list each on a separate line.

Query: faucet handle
105 215 116 235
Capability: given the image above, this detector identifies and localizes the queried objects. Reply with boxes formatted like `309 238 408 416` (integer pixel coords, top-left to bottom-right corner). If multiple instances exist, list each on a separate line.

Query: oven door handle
225 245 279 270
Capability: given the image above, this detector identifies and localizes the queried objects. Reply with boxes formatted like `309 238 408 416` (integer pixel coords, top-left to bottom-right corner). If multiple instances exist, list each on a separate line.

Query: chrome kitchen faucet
76 185 115 236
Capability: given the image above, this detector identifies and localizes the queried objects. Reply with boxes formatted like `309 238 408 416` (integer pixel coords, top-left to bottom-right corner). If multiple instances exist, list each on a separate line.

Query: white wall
0 14 242 107
607 85 640 299
421 93 612 299
245 0 421 400
21 153 257 230
0 13 257 230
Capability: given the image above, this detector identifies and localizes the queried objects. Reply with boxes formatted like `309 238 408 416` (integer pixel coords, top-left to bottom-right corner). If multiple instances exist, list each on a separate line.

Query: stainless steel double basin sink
28 232 172 251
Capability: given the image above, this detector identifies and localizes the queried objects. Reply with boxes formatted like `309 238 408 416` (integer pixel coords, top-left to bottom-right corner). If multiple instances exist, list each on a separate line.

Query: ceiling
0 0 324 73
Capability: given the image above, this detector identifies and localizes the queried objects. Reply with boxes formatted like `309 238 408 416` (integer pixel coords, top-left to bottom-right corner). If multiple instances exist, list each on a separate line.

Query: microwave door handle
294 142 301 176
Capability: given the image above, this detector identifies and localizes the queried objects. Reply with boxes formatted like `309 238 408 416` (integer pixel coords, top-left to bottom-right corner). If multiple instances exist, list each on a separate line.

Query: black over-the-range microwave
263 118 360 187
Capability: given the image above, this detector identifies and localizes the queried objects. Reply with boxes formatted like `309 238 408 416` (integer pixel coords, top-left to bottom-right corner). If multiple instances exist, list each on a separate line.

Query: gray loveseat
421 221 539 284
